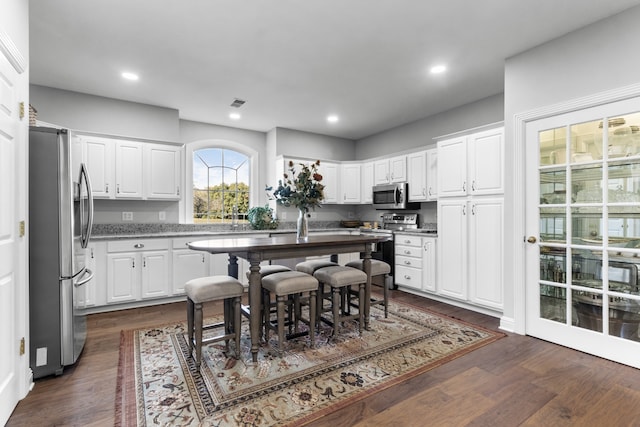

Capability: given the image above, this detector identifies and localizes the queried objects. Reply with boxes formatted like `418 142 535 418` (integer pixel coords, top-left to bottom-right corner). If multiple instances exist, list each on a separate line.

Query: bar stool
296 259 338 326
313 266 368 335
345 259 391 318
185 276 244 368
261 271 318 355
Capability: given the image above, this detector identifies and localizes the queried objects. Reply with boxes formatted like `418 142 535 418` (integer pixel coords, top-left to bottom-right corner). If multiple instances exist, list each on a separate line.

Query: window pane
540 284 566 323
193 148 250 224
540 127 567 166
573 290 603 332
540 169 566 204
570 119 603 163
572 165 602 203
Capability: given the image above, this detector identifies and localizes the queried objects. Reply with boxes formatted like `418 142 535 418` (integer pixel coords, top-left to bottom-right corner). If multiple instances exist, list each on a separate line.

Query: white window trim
182 139 259 223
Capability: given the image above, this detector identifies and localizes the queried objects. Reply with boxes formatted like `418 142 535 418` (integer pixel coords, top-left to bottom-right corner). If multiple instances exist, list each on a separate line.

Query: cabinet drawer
395 244 421 258
107 239 169 252
395 265 421 287
395 235 421 246
396 255 423 269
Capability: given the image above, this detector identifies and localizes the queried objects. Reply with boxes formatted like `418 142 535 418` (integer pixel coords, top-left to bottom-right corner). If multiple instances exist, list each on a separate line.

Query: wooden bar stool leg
233 296 241 359
358 283 365 335
276 295 286 354
194 302 203 368
332 287 341 332
187 298 195 353
309 290 316 348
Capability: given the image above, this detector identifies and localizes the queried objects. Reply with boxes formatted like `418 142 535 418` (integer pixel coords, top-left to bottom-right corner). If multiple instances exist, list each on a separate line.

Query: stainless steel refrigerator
29 126 94 379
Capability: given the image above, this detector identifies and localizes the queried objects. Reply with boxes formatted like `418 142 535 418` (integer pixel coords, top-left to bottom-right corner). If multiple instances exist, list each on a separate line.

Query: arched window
192 148 250 224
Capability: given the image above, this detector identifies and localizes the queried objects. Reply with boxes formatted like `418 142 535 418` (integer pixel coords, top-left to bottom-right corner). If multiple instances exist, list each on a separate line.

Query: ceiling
29 0 640 140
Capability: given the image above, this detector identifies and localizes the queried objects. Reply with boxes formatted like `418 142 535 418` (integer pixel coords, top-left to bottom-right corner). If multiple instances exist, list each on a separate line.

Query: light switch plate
122 212 133 221
159 211 166 221
36 347 47 367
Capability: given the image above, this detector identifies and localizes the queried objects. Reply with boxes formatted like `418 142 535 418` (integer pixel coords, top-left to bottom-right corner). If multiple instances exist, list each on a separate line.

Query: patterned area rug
115 300 503 426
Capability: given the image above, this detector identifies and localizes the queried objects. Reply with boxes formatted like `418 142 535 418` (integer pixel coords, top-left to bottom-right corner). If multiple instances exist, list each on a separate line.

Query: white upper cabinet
115 140 143 199
340 163 361 204
437 136 468 197
73 133 183 201
361 161 374 204
407 151 427 201
374 155 407 185
426 148 438 201
437 126 504 198
467 127 504 196
145 144 181 200
319 161 339 203
76 135 114 198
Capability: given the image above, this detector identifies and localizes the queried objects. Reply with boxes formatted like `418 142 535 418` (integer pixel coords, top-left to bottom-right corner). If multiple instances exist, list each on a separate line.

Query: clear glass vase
297 209 309 241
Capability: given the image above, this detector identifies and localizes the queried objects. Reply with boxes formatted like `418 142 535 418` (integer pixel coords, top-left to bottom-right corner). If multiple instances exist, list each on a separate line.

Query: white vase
297 209 309 241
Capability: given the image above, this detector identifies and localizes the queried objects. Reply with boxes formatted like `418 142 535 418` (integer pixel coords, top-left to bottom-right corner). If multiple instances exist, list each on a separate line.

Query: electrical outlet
158 211 166 221
122 212 133 221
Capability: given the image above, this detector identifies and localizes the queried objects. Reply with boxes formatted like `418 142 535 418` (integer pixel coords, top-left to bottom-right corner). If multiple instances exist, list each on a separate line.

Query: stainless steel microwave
372 182 418 210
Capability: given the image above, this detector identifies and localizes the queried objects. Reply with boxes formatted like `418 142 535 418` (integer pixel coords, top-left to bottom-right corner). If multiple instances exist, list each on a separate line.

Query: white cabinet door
422 237 437 292
407 151 427 201
426 149 438 201
437 136 467 198
115 140 143 199
373 159 390 186
341 163 361 204
361 161 374 204
172 250 208 295
319 161 338 203
145 144 181 200
437 199 468 300
83 136 114 198
468 198 503 310
106 252 138 303
468 127 504 196
389 155 407 183
141 250 170 299
77 244 98 308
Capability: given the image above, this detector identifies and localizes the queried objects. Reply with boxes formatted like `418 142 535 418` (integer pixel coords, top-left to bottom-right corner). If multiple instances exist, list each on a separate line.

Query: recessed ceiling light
121 72 139 81
327 115 339 123
229 112 241 120
430 65 447 74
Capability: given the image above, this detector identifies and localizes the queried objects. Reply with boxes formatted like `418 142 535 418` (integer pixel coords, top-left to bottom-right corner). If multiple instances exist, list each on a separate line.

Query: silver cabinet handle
404 250 411 255
105 183 109 194
472 204 476 215
404 275 411 280
143 257 146 268
463 205 466 215
462 181 466 192
134 243 144 248
177 186 180 196
404 260 412 265
472 180 476 191
117 184 120 194
404 239 411 244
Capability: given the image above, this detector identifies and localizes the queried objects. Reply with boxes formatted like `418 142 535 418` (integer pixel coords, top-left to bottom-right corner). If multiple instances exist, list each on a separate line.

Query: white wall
29 85 180 142
503 4 640 331
274 127 356 160
355 94 504 159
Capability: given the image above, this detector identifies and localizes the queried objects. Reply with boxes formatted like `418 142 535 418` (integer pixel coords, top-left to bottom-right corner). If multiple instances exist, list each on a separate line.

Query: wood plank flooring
7 290 640 426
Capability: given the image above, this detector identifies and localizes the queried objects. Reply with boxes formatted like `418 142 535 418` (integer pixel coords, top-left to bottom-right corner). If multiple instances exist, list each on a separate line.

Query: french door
525 96 640 368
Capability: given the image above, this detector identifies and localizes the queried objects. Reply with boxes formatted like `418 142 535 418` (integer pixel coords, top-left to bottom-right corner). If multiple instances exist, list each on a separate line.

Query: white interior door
0 30 28 424
525 96 640 368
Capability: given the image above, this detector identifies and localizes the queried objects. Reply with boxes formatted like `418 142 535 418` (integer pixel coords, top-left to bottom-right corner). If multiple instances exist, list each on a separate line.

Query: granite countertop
91 223 437 240
90 222 353 241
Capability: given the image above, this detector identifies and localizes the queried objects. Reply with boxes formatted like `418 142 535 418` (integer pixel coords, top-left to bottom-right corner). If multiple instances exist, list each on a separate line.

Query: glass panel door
526 98 640 368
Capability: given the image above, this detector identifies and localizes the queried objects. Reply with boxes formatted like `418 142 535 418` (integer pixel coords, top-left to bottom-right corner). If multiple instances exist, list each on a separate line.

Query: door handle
527 236 537 244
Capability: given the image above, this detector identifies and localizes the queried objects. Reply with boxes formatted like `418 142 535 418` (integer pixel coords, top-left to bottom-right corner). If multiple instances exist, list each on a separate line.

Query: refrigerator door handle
79 163 94 248
74 268 94 287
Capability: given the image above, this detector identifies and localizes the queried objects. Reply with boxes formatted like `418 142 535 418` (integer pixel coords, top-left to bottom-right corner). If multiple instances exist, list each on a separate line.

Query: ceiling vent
230 98 246 108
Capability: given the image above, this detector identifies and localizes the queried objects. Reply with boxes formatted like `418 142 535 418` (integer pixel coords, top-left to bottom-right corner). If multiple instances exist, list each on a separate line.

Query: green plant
266 160 325 212
246 205 279 230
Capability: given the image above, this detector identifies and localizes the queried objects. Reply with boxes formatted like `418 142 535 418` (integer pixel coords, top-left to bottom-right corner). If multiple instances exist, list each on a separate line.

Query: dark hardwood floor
7 290 640 426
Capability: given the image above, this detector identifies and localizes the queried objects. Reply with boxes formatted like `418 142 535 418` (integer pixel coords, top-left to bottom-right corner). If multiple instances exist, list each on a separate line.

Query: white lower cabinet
395 234 422 290
437 197 503 311
172 237 209 295
106 239 170 304
395 234 437 293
